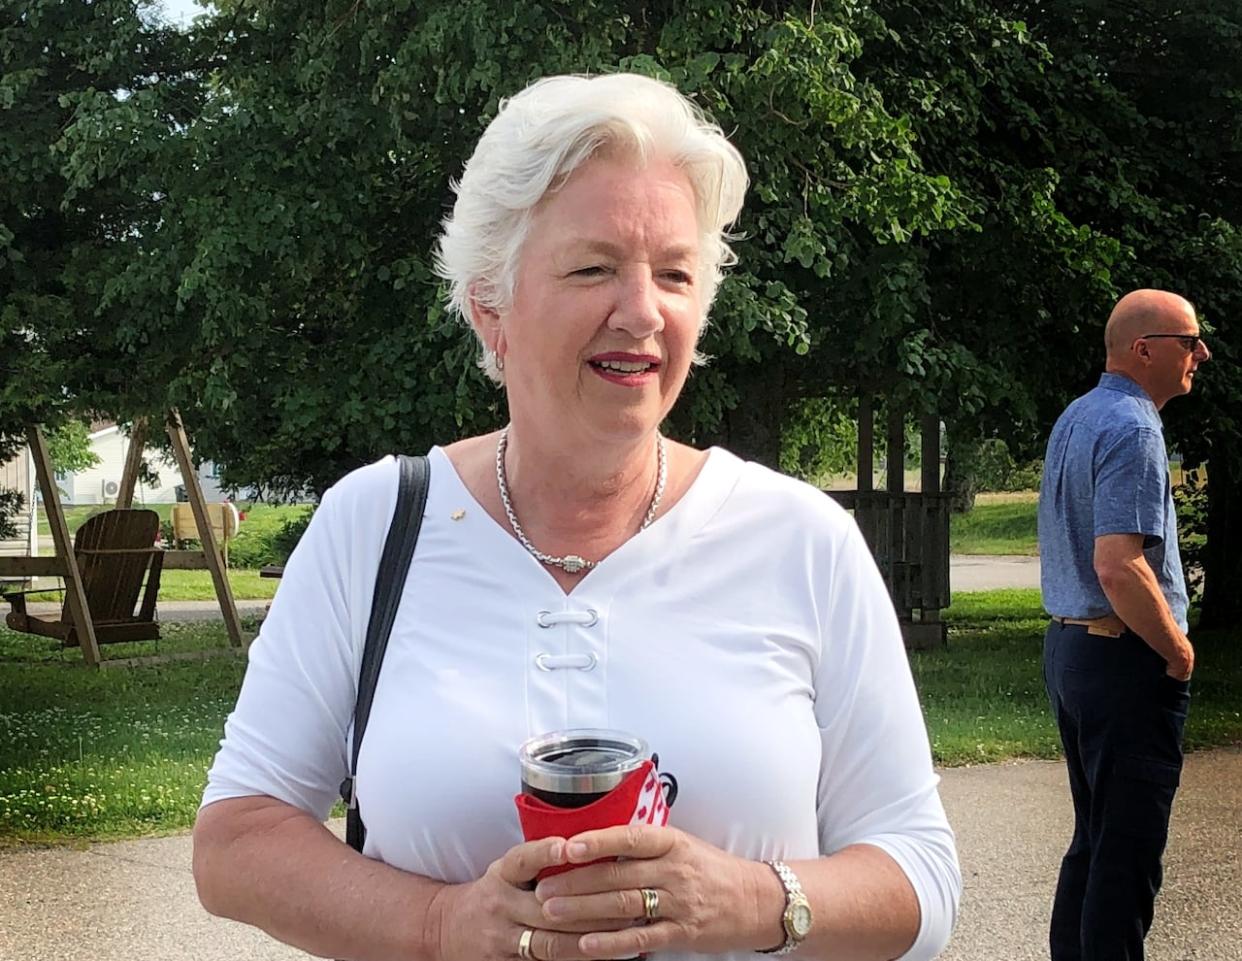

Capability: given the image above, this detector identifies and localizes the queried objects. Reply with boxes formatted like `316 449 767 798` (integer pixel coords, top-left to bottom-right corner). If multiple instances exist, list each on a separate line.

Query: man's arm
1094 533 1193 679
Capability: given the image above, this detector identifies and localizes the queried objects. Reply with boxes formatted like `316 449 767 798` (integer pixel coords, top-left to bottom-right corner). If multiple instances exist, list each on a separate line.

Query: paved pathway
949 554 1039 592
938 749 1242 961
2 748 1237 961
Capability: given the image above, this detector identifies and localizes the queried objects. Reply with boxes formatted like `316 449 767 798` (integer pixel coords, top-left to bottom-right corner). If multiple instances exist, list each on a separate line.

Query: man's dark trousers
1043 621 1190 961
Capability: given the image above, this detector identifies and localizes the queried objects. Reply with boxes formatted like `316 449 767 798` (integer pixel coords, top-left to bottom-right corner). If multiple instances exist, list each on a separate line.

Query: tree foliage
0 0 197 461
44 420 102 473
993 0 1242 625
54 0 979 493
3 0 1239 620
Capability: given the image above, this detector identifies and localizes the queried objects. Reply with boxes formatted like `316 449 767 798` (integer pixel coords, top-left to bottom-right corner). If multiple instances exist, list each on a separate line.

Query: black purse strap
340 454 430 852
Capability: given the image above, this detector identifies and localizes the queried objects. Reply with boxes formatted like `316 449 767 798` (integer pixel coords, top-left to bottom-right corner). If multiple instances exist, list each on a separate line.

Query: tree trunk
941 424 982 514
1197 451 1242 630
695 362 786 468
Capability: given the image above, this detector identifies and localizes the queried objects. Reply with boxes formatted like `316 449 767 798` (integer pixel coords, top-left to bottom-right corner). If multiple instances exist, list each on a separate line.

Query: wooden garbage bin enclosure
826 489 952 648
827 396 950 649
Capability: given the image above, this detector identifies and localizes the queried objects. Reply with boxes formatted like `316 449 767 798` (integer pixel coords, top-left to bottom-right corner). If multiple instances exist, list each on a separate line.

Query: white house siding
60 428 253 505
197 463 256 502
0 450 33 503
0 448 39 581
63 427 126 504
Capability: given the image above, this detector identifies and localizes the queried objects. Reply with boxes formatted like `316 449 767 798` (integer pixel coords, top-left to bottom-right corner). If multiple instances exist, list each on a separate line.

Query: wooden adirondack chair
4 509 164 647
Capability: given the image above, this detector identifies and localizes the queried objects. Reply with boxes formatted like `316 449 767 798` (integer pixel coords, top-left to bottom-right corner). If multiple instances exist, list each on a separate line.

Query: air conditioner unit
102 479 120 500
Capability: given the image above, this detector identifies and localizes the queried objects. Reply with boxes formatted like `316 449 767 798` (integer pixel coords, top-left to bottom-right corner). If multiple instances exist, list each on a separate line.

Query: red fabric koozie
514 759 671 879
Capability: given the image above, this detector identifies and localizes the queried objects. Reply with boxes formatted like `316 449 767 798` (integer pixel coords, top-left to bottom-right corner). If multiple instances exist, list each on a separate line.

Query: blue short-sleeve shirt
1038 372 1188 631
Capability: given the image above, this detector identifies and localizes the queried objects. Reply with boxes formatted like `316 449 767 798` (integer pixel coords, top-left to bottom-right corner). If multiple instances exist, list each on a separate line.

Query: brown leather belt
1053 614 1128 638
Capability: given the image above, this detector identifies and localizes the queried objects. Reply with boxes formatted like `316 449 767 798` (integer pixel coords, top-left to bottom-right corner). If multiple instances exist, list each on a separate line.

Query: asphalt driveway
3 748 1238 961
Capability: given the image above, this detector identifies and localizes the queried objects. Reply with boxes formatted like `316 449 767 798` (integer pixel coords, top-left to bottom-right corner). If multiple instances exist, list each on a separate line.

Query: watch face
790 902 813 938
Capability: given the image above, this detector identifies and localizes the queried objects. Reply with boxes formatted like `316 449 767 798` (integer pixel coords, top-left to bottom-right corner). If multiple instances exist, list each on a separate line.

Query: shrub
0 488 23 540
227 504 314 568
1174 468 1207 604
271 510 314 564
974 439 1042 493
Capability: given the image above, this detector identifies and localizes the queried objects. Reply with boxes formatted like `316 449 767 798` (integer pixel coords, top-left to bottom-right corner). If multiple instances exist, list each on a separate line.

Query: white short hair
434 73 749 383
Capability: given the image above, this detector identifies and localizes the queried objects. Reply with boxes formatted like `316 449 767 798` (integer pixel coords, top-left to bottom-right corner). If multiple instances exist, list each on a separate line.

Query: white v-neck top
204 447 960 960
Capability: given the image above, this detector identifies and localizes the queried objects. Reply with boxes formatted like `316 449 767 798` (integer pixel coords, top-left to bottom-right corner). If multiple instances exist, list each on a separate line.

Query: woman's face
476 154 704 448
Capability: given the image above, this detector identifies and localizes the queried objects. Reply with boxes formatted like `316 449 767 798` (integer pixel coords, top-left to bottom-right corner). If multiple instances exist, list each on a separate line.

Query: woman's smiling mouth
588 353 661 383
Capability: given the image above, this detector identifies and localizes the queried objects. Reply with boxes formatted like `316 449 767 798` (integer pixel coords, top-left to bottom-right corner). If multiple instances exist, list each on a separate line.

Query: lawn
949 493 1039 556
21 500 310 601
35 501 308 538
922 590 1242 763
35 504 174 536
22 569 279 603
0 621 251 842
2 588 1238 843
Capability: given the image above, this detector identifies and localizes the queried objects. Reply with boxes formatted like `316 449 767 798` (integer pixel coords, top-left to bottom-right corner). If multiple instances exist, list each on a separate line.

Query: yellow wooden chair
170 502 239 565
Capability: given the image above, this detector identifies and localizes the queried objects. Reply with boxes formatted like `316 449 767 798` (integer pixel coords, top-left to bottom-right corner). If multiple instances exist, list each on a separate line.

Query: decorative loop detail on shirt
535 609 600 628
534 652 599 672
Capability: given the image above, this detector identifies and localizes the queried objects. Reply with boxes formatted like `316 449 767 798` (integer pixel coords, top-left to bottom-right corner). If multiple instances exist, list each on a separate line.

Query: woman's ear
468 285 504 354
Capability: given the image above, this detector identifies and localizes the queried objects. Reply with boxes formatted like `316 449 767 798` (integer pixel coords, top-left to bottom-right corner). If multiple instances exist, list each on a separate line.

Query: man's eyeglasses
1138 333 1206 353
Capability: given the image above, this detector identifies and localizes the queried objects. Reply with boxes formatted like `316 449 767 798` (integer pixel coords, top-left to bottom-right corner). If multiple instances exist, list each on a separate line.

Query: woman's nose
608 270 664 338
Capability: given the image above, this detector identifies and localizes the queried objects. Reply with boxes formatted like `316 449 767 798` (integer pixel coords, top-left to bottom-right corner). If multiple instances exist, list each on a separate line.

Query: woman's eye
663 270 693 285
572 266 607 277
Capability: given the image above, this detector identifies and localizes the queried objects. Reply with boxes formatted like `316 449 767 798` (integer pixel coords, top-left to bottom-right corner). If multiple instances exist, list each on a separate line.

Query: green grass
0 621 252 842
157 569 278 601
916 589 1060 763
949 496 1039 556
23 500 309 601
36 504 170 536
36 501 308 538
21 569 279 603
916 589 1242 764
2 589 1238 843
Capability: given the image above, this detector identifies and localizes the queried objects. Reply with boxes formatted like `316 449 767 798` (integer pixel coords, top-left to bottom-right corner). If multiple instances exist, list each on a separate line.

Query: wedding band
518 928 535 960
640 887 660 920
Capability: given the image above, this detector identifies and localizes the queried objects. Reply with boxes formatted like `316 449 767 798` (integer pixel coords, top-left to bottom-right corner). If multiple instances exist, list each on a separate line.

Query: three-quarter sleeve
813 522 962 960
201 459 397 819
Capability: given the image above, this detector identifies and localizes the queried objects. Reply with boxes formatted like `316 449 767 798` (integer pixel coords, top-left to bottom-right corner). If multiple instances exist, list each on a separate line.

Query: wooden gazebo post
919 411 944 641
115 419 148 509
165 410 245 649
858 394 874 493
834 395 948 649
26 426 101 667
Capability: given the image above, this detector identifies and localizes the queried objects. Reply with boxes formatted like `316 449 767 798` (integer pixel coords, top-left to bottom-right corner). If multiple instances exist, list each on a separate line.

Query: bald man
1038 289 1211 961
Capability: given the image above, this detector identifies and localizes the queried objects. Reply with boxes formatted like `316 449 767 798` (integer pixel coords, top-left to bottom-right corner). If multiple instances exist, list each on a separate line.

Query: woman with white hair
193 73 960 961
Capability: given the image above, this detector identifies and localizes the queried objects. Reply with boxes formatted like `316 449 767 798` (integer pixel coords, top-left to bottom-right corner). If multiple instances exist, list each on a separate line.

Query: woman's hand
429 836 638 961
532 826 784 960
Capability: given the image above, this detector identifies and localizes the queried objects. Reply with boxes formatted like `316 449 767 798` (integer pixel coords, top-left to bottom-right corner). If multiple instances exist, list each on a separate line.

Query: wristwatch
759 859 813 955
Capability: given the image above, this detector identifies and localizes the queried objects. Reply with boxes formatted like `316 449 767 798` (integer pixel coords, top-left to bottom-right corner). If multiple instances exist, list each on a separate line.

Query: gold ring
640 887 660 920
517 928 535 960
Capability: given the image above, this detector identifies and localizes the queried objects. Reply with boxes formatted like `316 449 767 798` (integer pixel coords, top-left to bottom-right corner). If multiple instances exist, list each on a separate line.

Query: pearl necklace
495 426 667 574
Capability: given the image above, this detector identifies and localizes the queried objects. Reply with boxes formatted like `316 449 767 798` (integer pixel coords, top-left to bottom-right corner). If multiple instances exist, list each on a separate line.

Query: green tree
61 0 974 497
0 0 196 458
997 0 1242 628
12 0 1240 624
45 420 101 474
